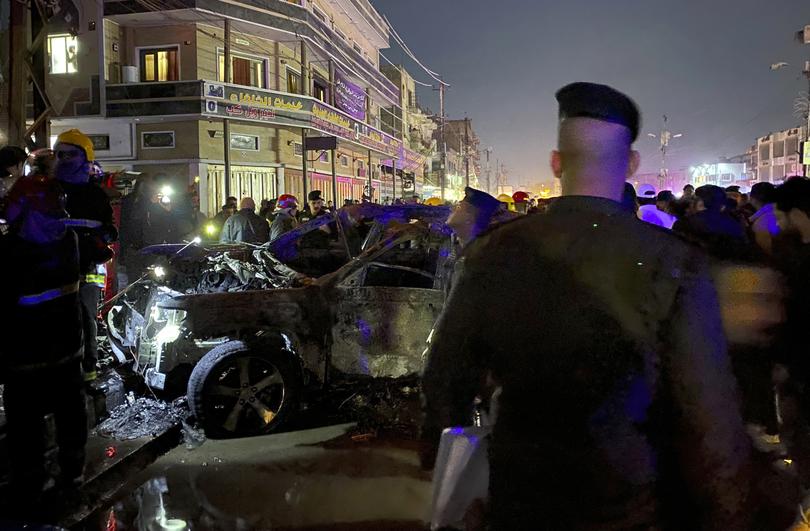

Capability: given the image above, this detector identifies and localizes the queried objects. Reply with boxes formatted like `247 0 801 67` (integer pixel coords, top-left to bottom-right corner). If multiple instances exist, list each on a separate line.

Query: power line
381 13 448 87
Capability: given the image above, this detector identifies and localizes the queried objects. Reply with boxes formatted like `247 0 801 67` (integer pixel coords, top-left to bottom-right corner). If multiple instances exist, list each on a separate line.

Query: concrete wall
136 121 199 160
121 24 198 81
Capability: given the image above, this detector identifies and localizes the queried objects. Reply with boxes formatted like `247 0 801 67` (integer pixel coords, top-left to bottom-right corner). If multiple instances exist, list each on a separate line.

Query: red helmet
277 194 298 209
5 174 67 223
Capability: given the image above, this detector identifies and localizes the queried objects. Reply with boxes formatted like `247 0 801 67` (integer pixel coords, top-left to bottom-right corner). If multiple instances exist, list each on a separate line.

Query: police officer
53 129 117 382
0 175 87 502
446 186 503 247
421 82 750 530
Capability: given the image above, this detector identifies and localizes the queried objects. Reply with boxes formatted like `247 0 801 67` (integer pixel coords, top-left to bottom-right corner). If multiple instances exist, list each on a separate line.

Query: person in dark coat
771 177 810 486
421 82 750 530
672 184 750 260
53 129 117 382
0 175 87 502
301 190 336 248
269 194 300 241
220 196 269 244
447 186 502 247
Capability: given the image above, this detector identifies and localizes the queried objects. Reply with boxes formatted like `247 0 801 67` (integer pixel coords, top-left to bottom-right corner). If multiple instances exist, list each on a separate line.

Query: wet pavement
78 423 432 530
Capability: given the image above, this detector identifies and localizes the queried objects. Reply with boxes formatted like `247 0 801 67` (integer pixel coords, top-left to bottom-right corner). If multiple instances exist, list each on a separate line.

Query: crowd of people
5 81 810 529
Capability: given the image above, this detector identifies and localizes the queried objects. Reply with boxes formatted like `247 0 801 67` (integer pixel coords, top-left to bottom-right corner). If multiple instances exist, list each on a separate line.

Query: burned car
107 205 454 437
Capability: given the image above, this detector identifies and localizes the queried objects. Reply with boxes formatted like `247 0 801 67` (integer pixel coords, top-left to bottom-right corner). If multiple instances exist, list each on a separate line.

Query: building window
287 68 302 94
319 151 329 163
88 134 110 151
353 43 363 55
340 155 349 167
48 34 78 74
218 51 266 89
141 131 175 149
313 78 328 103
139 47 178 82
293 142 303 156
335 29 346 41
230 134 259 151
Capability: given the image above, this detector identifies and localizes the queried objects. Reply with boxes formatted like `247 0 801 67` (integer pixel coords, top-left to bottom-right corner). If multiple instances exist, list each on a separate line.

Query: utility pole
800 25 810 176
8 0 51 149
438 82 446 201
647 114 683 190
223 18 232 199
485 147 492 195
464 117 470 188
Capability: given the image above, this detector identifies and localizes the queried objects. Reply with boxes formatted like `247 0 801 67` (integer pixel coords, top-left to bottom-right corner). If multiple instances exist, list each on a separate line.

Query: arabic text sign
334 71 366 121
311 102 400 158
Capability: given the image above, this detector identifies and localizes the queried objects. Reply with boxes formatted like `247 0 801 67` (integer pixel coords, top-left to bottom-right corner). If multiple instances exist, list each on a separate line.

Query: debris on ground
331 376 421 437
181 420 207 450
96 397 189 441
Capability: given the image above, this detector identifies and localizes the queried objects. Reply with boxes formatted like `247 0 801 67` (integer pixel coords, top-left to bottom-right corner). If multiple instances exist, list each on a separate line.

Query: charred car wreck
107 205 454 437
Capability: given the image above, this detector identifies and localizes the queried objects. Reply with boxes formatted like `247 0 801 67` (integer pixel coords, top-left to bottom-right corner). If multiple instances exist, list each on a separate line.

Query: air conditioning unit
121 65 138 83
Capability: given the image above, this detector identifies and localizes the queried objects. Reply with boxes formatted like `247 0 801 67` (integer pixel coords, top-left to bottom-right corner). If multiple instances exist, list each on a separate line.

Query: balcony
104 0 399 105
104 79 402 158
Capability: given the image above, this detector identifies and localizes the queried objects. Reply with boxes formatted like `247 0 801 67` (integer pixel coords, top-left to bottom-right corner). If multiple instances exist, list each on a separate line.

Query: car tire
187 340 301 439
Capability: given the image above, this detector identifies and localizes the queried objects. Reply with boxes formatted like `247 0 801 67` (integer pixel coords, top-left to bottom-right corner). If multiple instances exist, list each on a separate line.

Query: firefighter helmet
277 194 299 209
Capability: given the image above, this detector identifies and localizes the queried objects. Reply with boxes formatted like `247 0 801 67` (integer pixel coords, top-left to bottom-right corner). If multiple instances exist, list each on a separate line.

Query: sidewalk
0 393 183 529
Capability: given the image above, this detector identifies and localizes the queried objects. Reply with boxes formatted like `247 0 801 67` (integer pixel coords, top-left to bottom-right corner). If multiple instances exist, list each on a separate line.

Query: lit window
48 34 78 74
287 68 301 94
313 78 328 102
218 52 266 89
140 47 178 82
319 151 329 163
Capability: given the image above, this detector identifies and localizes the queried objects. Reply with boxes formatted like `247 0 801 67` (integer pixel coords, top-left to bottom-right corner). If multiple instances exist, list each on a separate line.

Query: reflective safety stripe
63 218 103 229
85 273 106 287
18 281 80 306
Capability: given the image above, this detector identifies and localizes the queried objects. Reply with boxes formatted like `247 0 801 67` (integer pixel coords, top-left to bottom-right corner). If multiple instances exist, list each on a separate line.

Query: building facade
756 126 806 184
35 0 421 214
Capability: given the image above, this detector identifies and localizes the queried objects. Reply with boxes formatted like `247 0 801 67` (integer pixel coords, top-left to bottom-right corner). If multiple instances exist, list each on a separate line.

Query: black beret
556 82 641 142
308 190 323 201
462 187 500 215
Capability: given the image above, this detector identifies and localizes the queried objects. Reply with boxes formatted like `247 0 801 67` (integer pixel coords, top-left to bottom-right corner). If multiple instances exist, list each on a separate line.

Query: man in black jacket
1 175 87 501
421 82 750 530
54 129 117 382
672 184 750 260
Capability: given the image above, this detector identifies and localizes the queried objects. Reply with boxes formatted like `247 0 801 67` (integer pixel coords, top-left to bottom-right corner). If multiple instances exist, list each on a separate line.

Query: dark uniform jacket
220 208 270 244
60 181 117 273
672 210 750 261
0 232 83 373
269 209 299 242
422 196 750 530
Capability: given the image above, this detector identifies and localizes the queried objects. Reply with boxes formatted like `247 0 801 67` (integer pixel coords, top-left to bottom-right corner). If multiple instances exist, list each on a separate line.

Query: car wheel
187 340 301 439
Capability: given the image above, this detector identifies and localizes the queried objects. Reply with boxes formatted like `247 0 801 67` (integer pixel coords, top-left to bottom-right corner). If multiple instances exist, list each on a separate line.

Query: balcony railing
104 0 399 104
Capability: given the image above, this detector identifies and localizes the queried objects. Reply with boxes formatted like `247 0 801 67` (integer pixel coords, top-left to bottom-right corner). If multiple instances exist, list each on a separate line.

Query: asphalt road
78 423 432 531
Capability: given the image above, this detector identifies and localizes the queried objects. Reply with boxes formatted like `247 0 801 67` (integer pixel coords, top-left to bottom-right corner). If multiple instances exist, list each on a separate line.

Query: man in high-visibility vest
54 129 117 382
0 174 87 504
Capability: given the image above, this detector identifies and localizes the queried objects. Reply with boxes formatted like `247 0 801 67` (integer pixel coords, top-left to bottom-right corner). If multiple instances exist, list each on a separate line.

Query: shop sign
334 71 366 121
202 81 400 158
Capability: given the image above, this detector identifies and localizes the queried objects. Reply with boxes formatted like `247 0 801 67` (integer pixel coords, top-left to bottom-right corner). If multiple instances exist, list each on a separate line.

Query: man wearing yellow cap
54 129 118 382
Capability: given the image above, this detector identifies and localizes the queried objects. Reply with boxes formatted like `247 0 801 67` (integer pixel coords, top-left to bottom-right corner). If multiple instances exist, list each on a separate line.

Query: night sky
373 0 810 186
